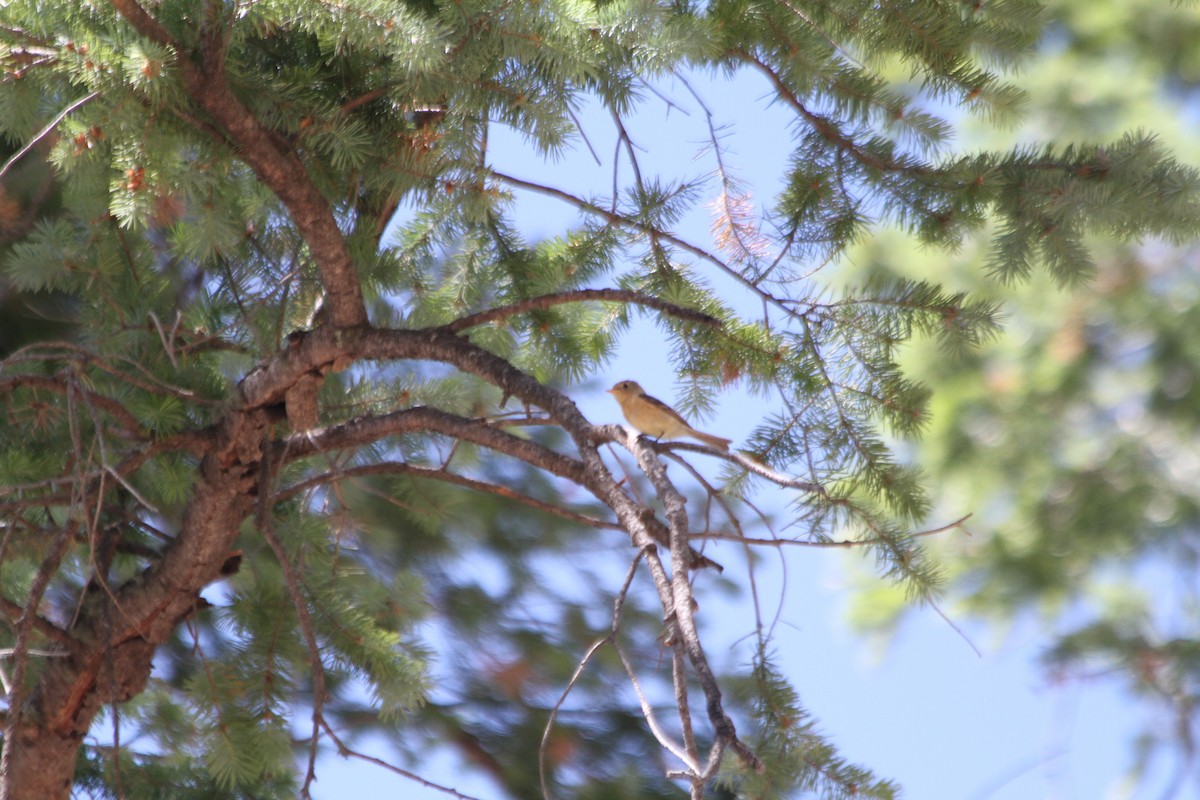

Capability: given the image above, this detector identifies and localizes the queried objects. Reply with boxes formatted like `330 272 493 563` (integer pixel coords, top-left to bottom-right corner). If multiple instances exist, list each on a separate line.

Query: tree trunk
0 633 161 798
0 720 81 800
0 412 267 798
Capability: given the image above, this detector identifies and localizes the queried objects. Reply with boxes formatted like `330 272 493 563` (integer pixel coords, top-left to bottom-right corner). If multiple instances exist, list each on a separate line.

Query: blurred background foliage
844 0 1200 788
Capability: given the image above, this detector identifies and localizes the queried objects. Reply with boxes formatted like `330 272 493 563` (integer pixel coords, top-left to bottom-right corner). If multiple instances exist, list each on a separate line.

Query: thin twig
666 453 776 649
539 636 608 800
688 513 972 549
615 640 702 774
320 718 488 800
256 445 327 799
540 553 644 799
0 91 99 180
929 599 982 658
0 647 68 696
443 288 721 334
669 640 700 778
565 104 601 166
647 439 826 495
274 461 622 530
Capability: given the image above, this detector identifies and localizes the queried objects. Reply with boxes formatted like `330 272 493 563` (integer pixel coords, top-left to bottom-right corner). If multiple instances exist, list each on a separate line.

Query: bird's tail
691 429 732 451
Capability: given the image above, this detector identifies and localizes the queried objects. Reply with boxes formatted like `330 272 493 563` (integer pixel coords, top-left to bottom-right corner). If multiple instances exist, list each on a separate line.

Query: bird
606 380 731 451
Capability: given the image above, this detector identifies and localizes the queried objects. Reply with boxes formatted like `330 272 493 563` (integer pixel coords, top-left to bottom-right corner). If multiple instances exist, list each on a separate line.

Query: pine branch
491 170 773 298
444 288 721 333
3 341 223 406
740 51 926 177
255 454 326 799
0 431 206 510
0 91 98 180
0 374 144 435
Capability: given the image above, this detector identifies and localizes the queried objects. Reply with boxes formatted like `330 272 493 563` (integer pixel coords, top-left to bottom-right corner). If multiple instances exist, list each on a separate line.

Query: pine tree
0 1 1196 798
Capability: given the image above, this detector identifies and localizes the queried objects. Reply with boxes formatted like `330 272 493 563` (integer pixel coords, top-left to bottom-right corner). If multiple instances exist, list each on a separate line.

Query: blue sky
314 66 1192 800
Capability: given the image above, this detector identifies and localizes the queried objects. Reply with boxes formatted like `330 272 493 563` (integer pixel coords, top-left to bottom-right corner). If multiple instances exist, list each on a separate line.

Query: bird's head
606 380 644 399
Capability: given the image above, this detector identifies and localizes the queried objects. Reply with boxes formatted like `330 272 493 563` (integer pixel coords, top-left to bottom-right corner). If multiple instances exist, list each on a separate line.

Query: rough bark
0 409 269 800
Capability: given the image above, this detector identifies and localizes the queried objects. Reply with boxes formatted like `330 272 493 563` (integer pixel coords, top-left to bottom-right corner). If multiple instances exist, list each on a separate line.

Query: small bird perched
607 380 731 451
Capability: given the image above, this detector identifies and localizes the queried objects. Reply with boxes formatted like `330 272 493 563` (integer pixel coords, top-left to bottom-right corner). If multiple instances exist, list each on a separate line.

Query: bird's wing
640 392 692 427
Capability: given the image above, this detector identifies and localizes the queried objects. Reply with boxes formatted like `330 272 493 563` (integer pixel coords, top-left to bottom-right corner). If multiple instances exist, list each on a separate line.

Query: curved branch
277 406 590 484
653 440 827 496
444 288 722 334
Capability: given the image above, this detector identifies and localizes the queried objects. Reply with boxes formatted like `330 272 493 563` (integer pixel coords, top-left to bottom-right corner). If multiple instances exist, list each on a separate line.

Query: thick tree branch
277 407 726 575
108 0 367 328
0 595 74 650
0 403 268 799
241 325 724 571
